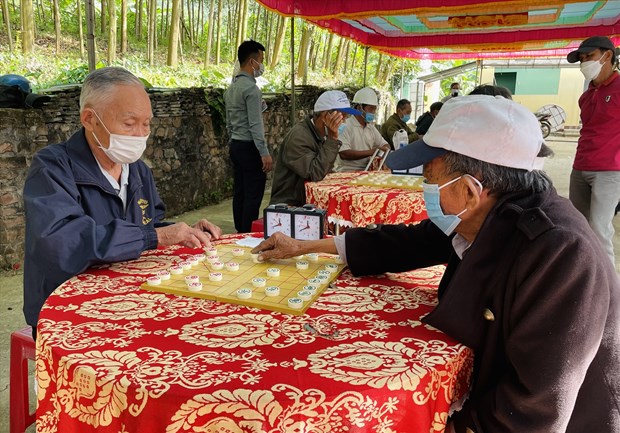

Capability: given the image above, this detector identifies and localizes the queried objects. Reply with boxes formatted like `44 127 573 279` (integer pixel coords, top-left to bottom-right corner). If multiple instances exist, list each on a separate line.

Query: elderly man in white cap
269 90 360 206
254 95 620 433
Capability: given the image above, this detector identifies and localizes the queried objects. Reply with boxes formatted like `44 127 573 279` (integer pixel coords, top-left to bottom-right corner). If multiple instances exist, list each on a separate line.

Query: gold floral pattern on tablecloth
167 385 404 433
305 172 427 227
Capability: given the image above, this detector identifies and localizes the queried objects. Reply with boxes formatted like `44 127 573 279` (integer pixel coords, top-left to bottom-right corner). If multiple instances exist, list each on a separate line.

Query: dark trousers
229 139 266 233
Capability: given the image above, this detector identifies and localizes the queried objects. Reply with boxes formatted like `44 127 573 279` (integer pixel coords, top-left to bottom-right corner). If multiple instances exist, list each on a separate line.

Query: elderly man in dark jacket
253 95 620 433
23 67 222 337
270 90 360 206
380 98 419 149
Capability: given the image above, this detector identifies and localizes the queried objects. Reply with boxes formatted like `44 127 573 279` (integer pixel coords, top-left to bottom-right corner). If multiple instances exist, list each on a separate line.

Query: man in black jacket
253 95 620 433
415 101 443 135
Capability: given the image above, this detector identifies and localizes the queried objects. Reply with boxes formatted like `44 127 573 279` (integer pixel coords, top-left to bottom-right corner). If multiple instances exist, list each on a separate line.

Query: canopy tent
256 0 620 59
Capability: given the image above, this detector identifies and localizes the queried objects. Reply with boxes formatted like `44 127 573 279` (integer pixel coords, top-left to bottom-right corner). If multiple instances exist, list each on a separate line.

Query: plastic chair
10 326 36 433
251 218 264 233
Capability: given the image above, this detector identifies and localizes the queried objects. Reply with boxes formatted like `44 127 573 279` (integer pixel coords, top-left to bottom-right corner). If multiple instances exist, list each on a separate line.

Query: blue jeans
569 169 620 268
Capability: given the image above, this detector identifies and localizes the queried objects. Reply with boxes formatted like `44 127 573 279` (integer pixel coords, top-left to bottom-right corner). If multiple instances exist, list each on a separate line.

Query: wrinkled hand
193 219 223 240
325 111 344 139
251 232 303 261
156 222 213 248
262 155 273 173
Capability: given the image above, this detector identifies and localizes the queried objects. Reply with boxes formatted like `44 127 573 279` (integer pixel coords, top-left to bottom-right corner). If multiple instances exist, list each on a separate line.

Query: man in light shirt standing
225 40 273 233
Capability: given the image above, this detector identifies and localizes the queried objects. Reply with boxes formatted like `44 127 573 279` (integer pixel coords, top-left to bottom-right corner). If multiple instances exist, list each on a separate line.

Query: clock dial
265 212 292 237
294 214 321 240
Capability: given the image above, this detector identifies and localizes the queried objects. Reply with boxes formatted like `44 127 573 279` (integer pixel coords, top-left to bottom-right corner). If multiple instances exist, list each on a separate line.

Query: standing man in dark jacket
253 95 620 433
381 98 418 149
23 67 222 337
415 101 443 135
270 90 360 206
225 40 273 233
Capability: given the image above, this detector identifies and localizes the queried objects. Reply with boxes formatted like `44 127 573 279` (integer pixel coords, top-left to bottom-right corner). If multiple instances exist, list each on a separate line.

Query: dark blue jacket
23 129 167 328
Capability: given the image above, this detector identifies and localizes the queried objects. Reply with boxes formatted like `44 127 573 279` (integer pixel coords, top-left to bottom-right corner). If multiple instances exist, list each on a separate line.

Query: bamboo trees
107 0 117 62
20 0 34 53
203 0 215 67
167 0 181 66
2 0 12 51
270 15 286 68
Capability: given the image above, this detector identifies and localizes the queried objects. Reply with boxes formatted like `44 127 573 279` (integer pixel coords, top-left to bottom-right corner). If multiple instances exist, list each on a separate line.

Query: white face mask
92 111 148 164
580 53 606 81
252 58 265 78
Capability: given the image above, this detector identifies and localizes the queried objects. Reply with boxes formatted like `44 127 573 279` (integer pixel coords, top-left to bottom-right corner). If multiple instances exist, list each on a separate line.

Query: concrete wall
480 67 584 127
0 85 326 270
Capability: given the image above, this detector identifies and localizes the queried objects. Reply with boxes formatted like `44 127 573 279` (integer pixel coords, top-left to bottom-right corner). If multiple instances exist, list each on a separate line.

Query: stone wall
0 85 326 270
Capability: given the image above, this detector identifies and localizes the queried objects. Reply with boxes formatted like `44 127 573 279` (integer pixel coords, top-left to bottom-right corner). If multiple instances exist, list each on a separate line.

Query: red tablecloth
36 234 472 433
305 172 427 229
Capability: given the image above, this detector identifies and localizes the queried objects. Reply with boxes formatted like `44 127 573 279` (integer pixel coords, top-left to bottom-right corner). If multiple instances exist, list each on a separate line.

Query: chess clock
264 204 327 240
264 204 293 238
293 204 327 240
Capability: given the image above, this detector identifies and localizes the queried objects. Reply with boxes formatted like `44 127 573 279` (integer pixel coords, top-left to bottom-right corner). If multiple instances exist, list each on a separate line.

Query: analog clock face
294 214 321 240
265 212 292 237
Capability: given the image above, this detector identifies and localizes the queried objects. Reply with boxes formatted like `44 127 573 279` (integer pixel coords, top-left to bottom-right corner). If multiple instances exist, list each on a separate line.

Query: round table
36 234 472 433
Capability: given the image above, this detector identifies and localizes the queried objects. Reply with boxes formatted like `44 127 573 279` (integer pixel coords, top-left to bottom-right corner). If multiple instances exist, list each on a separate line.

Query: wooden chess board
140 244 346 315
350 172 424 190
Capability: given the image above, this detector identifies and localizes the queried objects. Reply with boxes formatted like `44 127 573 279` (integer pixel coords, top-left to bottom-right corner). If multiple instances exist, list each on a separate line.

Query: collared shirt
575 71 620 171
95 158 130 212
335 116 388 172
224 71 269 157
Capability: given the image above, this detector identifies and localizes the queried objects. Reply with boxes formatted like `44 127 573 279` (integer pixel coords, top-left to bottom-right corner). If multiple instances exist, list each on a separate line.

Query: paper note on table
236 237 263 248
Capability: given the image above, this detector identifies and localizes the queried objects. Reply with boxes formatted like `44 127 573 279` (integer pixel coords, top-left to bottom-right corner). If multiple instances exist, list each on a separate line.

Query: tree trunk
214 0 221 64
162 0 169 42
252 3 260 41
77 0 84 57
270 15 286 68
107 0 116 62
20 0 34 53
147 0 156 64
52 0 60 53
37 0 43 22
120 0 127 53
343 39 351 75
296 22 313 83
100 0 106 34
375 53 383 82
265 9 273 56
332 37 345 75
2 0 13 51
203 0 214 67
349 43 358 75
322 33 333 71
239 0 248 45
135 0 142 39
167 0 181 66
185 0 193 46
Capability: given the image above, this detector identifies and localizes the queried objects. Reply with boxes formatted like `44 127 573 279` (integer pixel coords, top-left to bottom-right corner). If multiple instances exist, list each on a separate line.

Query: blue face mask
364 111 375 123
422 175 482 236
401 114 411 123
337 123 346 135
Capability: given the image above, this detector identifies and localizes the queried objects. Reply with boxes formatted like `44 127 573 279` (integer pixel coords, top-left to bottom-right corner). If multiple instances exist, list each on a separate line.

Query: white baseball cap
386 95 545 172
314 90 361 115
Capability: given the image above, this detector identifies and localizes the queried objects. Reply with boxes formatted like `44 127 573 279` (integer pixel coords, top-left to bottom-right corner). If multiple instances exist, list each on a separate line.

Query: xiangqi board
140 244 346 315
350 172 424 190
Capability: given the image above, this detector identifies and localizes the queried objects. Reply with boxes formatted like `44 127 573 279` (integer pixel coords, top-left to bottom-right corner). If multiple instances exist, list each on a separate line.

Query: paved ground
1 134 618 432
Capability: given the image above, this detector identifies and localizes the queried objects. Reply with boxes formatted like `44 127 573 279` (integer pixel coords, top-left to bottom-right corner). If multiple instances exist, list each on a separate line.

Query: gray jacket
270 116 340 206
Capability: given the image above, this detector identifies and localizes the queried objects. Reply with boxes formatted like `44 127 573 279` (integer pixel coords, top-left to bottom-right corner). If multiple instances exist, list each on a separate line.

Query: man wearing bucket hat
270 90 360 206
253 95 620 433
566 35 620 268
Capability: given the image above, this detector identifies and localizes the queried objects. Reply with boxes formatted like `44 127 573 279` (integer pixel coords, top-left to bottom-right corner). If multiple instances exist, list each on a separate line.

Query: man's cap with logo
567 36 616 63
386 95 545 172
314 90 361 115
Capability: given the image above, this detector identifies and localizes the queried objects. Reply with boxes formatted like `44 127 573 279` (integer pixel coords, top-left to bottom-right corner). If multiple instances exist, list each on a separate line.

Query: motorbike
535 112 552 138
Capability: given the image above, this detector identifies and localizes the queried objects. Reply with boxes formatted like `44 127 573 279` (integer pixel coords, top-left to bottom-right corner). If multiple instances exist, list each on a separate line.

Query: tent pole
290 17 295 126
363 46 369 86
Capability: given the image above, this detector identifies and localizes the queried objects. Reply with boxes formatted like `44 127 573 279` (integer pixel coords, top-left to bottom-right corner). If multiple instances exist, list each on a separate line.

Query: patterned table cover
305 172 428 229
36 234 472 433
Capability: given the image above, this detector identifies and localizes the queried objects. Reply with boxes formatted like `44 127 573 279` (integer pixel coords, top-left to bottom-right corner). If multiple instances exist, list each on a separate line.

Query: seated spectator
415 101 443 135
334 87 389 172
270 90 360 206
23 67 222 337
469 83 513 99
381 98 419 149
